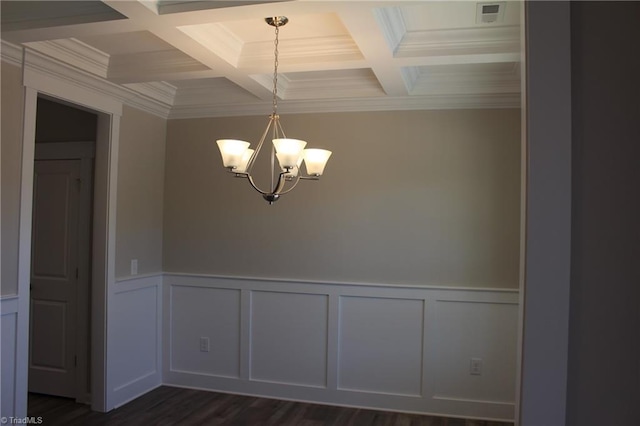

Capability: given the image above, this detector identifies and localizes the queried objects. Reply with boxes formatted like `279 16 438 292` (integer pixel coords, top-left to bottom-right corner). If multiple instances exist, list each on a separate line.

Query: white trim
162 272 519 293
101 113 120 412
115 272 164 284
433 396 515 406
15 70 123 414
0 295 20 311
8 41 171 118
24 38 109 78
23 50 122 115
14 87 38 418
0 40 23 67
114 274 163 293
122 82 177 108
168 93 520 119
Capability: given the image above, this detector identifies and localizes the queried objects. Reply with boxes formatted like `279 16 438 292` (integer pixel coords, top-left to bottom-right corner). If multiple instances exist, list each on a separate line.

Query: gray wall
0 64 167 288
115 105 166 277
164 109 521 287
1 63 24 296
567 2 640 425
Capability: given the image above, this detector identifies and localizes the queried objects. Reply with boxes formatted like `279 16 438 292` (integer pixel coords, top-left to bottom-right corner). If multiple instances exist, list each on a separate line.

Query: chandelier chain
272 24 279 115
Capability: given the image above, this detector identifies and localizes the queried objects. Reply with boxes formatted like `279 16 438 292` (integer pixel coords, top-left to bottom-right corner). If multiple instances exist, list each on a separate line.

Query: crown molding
179 22 244 67
108 50 210 84
124 81 177 108
282 73 384 100
240 36 363 70
21 46 171 118
397 26 520 58
1 40 24 67
405 62 521 96
375 7 406 54
24 38 109 78
2 38 172 118
168 92 519 119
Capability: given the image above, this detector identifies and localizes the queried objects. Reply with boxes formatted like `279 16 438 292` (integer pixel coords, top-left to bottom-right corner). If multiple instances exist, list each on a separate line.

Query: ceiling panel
0 0 523 118
78 30 174 55
0 1 126 32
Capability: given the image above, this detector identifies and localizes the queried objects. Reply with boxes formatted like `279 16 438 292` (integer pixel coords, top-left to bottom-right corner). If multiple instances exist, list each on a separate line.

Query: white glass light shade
234 149 254 173
272 138 307 168
216 139 250 168
303 149 332 176
280 156 303 177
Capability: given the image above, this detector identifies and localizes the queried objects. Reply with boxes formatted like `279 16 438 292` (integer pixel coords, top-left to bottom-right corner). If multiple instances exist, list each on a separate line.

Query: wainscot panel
251 291 328 387
109 274 162 408
1 297 19 418
163 274 518 421
338 296 424 396
170 286 241 378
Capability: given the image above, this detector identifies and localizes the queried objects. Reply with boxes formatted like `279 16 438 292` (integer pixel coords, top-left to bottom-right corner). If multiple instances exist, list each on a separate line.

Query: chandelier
215 16 332 204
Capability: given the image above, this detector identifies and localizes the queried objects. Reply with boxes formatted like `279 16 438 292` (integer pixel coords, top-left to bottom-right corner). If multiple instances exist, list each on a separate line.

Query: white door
29 159 82 398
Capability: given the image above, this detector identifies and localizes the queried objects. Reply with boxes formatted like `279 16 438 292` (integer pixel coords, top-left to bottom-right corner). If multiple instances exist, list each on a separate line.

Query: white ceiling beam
0 19 144 44
144 1 350 27
336 7 409 97
395 52 521 67
102 0 272 100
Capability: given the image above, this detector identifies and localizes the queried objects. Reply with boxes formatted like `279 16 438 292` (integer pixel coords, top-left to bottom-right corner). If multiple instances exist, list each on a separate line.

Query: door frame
15 57 122 412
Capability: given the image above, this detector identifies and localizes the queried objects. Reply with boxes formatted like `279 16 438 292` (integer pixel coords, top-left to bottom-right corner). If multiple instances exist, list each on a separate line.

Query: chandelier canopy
215 16 332 204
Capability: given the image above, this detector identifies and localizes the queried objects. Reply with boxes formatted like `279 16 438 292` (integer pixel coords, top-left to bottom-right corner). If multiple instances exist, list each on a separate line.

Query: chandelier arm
246 115 275 174
246 174 273 196
270 117 278 192
275 174 302 195
275 116 287 139
245 170 290 197
273 171 288 194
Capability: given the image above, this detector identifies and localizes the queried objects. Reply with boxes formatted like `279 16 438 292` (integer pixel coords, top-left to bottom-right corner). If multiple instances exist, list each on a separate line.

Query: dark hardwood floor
28 386 513 426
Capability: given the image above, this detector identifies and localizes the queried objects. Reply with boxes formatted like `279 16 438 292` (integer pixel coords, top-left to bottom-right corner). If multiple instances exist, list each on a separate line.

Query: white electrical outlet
130 259 138 275
199 337 210 352
470 358 483 375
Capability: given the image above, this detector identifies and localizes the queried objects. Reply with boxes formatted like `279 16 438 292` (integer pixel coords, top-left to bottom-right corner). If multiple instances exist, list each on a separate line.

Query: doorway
14 65 122 415
28 97 97 403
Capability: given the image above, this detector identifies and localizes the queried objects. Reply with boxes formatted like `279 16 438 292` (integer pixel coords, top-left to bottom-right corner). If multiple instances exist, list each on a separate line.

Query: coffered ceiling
1 1 522 118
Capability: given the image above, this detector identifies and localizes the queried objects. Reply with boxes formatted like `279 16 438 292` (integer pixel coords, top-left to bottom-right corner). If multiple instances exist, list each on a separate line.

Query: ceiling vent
476 2 506 24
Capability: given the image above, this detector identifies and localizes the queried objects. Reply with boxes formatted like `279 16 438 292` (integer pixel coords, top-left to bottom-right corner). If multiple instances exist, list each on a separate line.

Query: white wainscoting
108 274 163 408
1 296 19 418
163 274 519 421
